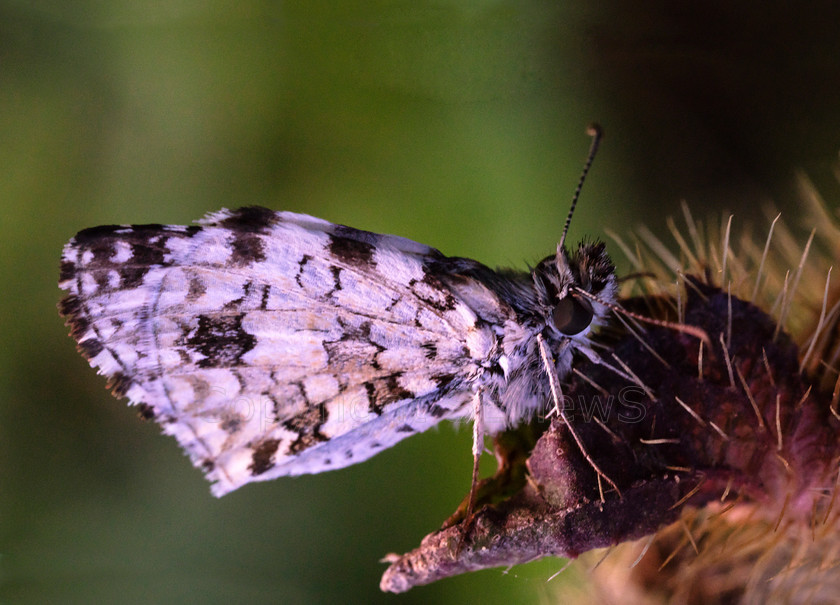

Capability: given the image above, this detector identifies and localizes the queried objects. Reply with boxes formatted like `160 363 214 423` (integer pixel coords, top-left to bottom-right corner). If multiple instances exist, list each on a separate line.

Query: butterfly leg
467 387 484 519
536 334 621 500
448 389 485 554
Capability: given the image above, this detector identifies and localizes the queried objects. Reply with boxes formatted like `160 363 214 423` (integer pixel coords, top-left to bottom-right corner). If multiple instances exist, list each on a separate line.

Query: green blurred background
3 2 840 603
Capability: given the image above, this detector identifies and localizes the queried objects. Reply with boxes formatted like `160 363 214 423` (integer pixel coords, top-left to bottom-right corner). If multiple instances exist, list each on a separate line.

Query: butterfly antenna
559 123 603 251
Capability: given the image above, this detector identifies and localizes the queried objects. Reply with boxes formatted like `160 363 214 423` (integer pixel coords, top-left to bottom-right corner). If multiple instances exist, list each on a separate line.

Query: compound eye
552 296 594 336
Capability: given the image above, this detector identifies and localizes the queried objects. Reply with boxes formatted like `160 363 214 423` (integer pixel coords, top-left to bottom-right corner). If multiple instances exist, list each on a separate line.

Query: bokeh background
3 2 840 603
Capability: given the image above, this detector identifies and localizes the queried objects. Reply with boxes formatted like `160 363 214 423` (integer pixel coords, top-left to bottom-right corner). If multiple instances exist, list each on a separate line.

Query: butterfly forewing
58 207 519 495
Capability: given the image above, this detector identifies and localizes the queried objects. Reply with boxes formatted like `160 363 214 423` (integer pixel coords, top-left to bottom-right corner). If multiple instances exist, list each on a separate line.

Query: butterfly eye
552 296 594 336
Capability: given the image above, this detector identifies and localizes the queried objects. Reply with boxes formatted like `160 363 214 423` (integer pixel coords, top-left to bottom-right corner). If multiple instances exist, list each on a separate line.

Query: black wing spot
428 404 448 418
185 313 256 368
295 254 313 288
283 403 329 454
120 237 170 288
384 374 413 401
364 382 382 415
186 276 207 302
259 284 270 310
58 294 82 319
228 232 266 266
220 415 243 433
408 271 458 312
249 439 280 476
71 224 125 244
329 232 374 267
287 432 329 455
327 266 343 296
136 403 155 420
421 342 438 359
362 374 415 415
59 295 92 340
78 338 104 359
218 206 279 231
432 373 456 390
222 281 253 312
109 373 133 398
59 259 76 283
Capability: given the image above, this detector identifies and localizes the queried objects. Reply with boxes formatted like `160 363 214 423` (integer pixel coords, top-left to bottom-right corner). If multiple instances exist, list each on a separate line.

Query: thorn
719 333 736 389
751 213 781 302
735 364 767 432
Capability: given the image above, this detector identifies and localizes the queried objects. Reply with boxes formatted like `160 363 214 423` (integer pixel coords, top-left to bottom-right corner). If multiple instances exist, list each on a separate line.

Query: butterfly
58 127 620 497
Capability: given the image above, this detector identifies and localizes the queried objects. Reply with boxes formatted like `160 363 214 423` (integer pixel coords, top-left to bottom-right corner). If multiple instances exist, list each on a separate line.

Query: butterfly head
533 241 616 339
530 124 615 340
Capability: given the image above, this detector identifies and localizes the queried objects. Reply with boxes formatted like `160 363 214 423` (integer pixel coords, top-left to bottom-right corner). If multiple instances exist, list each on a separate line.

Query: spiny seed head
382 176 840 602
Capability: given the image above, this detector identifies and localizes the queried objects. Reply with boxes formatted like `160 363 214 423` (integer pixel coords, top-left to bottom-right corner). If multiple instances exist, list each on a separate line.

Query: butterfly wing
59 207 506 495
